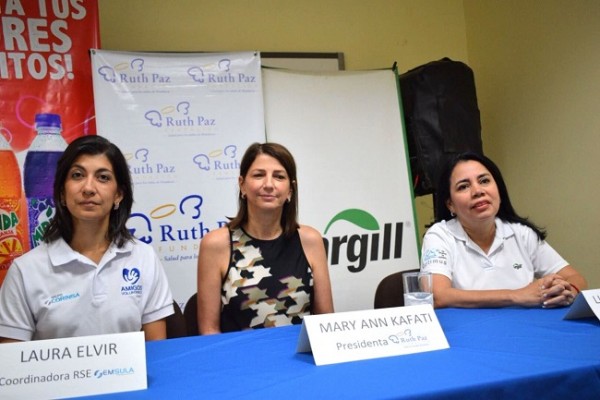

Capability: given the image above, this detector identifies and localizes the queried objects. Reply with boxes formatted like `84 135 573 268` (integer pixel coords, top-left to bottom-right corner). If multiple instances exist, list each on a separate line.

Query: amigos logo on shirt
121 268 142 295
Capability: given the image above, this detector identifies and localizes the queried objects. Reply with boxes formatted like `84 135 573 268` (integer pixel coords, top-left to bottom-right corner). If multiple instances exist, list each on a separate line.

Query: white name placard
0 331 147 400
564 289 600 321
297 304 449 366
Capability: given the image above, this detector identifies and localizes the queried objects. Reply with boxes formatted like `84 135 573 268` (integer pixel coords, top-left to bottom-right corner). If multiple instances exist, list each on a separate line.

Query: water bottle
24 113 67 248
0 126 29 286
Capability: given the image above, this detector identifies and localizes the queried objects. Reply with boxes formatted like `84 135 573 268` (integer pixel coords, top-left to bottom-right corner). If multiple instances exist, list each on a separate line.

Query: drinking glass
402 271 433 306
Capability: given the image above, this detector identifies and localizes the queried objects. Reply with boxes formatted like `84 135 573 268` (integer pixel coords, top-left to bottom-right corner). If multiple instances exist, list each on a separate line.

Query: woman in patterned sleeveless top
196 142 334 334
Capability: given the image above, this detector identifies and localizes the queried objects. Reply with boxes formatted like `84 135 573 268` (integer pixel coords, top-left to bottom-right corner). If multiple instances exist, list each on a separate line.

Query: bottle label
0 200 26 271
28 196 56 248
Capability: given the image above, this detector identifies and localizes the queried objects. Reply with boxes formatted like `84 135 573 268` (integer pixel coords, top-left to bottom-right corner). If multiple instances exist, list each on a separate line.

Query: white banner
91 50 265 306
263 69 420 311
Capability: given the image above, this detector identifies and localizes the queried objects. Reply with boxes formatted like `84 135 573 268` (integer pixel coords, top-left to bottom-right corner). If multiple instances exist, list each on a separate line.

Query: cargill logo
323 209 404 273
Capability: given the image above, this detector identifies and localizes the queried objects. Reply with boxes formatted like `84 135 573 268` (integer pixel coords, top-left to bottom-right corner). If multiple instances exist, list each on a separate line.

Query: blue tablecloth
84 307 600 399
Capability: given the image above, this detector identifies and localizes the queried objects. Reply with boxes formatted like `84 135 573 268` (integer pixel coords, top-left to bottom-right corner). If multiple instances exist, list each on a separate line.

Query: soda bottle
24 113 67 248
0 125 29 286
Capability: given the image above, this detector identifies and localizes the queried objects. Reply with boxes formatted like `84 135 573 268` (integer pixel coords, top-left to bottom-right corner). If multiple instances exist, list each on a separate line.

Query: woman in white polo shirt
421 152 587 308
0 135 174 342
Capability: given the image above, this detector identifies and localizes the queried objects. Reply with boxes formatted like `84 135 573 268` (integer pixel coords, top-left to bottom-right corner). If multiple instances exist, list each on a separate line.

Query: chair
183 292 199 336
374 268 421 309
166 300 188 339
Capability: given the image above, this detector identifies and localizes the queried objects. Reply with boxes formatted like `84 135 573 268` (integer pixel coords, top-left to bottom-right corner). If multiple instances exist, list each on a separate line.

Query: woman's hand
512 279 547 307
539 274 577 308
428 271 582 309
513 274 575 308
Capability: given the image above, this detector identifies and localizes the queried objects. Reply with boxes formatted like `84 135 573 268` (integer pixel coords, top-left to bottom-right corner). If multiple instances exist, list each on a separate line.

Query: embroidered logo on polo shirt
123 268 141 284
513 263 522 270
45 292 81 306
422 249 447 266
121 267 142 295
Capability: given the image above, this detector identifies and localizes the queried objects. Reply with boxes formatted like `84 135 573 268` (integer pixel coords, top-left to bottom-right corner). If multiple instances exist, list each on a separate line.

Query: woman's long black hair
434 152 546 241
43 135 134 247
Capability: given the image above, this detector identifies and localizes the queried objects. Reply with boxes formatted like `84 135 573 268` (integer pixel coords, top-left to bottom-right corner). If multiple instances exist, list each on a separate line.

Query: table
83 307 600 399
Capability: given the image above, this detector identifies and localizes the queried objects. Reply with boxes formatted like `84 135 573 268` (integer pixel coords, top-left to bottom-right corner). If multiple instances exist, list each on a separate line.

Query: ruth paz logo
96 57 171 84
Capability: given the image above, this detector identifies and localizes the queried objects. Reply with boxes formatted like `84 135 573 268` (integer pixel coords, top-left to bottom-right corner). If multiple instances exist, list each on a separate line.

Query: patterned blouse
220 227 314 332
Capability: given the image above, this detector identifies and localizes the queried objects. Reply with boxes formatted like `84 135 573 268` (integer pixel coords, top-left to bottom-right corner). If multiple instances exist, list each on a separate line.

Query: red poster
0 0 99 150
0 0 99 285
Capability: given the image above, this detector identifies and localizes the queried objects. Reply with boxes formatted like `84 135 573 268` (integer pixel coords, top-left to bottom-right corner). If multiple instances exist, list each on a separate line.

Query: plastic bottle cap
35 113 62 128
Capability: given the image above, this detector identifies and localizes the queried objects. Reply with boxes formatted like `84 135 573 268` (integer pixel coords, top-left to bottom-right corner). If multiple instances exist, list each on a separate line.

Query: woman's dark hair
434 152 546 241
43 135 134 247
228 142 299 237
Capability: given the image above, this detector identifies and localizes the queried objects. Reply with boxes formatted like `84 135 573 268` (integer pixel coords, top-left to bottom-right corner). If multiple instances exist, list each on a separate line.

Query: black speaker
399 58 483 196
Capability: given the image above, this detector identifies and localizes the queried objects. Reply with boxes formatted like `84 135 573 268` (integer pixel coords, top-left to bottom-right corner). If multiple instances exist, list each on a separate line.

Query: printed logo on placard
322 209 406 273
94 367 135 379
388 328 430 346
388 328 413 343
336 322 432 351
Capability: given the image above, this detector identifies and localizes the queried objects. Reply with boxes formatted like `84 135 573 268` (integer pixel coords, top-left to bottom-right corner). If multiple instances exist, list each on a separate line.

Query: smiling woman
0 135 174 343
421 152 587 309
196 142 334 335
